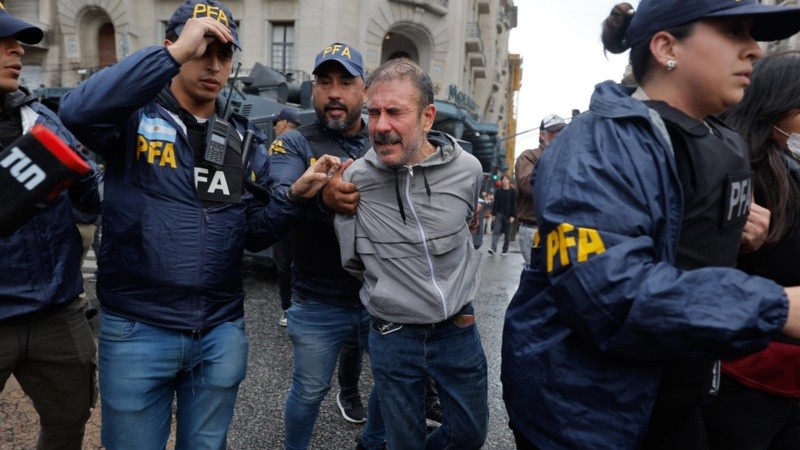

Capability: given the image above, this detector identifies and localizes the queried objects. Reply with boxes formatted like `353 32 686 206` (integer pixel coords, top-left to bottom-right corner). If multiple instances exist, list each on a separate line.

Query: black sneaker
337 391 367 424
354 437 387 450
426 402 443 428
487 249 495 255
354 437 366 450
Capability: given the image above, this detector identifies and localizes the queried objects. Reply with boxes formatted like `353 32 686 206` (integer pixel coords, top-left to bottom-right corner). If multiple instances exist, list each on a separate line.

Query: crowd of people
5 0 800 448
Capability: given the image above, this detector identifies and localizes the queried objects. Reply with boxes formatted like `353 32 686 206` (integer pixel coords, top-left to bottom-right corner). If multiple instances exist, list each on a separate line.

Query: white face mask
774 126 800 159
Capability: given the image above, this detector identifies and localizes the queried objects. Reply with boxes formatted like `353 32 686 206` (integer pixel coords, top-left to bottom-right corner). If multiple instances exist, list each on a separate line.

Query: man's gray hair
366 58 434 113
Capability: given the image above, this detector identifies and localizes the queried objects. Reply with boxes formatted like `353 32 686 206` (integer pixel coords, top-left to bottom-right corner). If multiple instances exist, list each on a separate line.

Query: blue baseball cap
166 0 240 49
312 43 365 78
626 0 800 49
0 4 43 45
271 108 301 127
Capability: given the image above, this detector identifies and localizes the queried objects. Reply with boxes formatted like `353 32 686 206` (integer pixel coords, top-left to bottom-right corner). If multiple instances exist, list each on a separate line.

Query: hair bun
601 2 636 54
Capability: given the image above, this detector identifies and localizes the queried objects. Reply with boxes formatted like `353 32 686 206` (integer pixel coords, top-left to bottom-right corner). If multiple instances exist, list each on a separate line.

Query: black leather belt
373 303 472 331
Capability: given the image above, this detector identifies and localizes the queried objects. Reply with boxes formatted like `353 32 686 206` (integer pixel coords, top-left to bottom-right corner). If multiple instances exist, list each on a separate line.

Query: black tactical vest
289 122 368 303
648 101 751 270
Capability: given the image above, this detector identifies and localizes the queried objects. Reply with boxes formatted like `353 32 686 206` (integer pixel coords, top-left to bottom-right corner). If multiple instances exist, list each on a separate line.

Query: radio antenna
223 62 242 119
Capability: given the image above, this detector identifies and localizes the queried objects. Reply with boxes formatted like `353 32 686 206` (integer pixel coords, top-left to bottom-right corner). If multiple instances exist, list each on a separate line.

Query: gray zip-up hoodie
334 131 483 324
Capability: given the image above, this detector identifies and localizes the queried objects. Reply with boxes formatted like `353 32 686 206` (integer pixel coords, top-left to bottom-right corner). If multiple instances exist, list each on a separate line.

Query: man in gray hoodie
334 58 488 450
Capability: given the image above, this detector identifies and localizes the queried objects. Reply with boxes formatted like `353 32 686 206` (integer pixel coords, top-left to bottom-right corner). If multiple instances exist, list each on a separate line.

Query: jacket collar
0 87 35 113
590 81 653 121
592 81 712 138
643 101 710 138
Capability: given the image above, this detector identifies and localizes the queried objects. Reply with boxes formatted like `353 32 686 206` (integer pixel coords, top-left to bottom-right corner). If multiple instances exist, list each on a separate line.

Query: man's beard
315 101 361 132
373 126 425 167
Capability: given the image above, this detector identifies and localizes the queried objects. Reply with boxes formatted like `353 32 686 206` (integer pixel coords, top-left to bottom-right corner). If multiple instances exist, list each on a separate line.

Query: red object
30 124 90 175
723 342 800 397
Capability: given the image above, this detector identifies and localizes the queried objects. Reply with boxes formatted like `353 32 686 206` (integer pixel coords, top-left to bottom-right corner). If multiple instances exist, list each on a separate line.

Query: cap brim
706 5 800 41
173 24 241 50
313 59 363 78
0 16 44 45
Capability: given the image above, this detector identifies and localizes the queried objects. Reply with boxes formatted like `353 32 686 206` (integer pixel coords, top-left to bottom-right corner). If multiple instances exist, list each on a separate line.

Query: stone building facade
11 0 519 171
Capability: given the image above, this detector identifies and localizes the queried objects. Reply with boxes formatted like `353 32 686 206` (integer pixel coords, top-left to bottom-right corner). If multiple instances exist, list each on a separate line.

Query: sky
508 0 639 156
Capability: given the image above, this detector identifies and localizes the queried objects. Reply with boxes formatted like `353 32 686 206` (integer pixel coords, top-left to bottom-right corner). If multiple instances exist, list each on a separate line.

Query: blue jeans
98 312 248 450
369 304 489 450
516 224 536 268
284 297 385 450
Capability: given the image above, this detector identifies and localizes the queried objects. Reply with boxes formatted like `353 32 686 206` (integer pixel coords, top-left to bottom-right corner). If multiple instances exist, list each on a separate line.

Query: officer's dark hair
725 51 800 242
601 2 693 86
366 58 433 114
166 30 179 43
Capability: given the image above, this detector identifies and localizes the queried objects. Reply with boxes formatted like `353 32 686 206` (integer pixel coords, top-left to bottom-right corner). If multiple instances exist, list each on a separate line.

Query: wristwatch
286 187 311 205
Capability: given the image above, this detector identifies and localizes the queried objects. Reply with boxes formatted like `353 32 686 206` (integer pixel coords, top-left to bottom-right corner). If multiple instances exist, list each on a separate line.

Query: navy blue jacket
59 47 295 331
0 99 100 322
501 81 788 449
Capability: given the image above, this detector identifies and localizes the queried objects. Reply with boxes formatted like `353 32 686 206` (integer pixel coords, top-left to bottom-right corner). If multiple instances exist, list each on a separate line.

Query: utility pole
491 126 540 176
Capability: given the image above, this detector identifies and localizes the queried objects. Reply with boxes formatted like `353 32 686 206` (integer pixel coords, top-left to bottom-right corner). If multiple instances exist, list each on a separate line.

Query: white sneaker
278 311 288 327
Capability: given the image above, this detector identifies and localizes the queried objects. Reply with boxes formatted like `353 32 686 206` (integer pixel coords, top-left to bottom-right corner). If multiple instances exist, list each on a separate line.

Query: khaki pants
0 298 97 450
75 222 97 267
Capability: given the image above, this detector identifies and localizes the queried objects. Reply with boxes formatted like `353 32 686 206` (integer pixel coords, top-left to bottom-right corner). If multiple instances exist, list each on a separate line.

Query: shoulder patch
138 117 177 143
269 139 286 155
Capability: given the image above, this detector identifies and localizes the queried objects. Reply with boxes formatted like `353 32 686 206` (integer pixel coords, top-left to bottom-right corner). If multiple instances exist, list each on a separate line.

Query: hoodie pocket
428 229 465 256
358 239 419 259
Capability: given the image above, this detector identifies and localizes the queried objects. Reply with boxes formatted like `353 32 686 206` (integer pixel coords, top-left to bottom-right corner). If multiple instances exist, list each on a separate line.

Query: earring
667 60 677 71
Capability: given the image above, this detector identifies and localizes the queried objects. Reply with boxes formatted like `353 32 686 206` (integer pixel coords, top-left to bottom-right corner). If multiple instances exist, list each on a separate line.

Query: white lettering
0 146 26 168
1 147 46 190
207 171 230 195
728 181 741 221
739 179 751 217
194 167 208 188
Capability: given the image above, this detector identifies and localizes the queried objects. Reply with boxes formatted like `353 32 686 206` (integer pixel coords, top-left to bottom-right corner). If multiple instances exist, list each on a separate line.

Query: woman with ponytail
501 2 800 449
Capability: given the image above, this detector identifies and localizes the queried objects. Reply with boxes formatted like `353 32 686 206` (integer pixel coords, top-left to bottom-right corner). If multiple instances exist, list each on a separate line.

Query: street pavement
1 235 526 449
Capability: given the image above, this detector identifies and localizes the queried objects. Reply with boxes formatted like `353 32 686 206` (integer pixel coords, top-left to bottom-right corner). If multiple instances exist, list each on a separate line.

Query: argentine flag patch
138 117 177 142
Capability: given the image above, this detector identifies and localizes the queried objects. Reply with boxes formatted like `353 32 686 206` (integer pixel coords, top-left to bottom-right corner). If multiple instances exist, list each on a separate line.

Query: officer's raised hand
166 17 235 65
289 154 342 201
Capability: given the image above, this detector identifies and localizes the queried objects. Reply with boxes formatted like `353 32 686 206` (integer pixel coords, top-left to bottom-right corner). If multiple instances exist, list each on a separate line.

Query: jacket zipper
404 166 448 318
167 110 208 330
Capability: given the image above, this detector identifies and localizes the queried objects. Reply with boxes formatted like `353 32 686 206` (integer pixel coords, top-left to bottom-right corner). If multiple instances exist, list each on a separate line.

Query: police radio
203 117 230 169
202 62 242 169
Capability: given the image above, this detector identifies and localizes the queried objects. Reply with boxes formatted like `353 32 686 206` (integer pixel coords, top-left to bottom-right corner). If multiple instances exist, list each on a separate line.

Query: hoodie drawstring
420 166 431 200
394 167 406 224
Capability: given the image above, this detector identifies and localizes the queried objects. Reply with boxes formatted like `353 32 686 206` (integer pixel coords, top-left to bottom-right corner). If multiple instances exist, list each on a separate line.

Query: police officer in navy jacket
59 1 338 448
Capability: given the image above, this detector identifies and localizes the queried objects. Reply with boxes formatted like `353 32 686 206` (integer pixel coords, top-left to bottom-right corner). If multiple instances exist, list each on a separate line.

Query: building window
271 22 295 74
